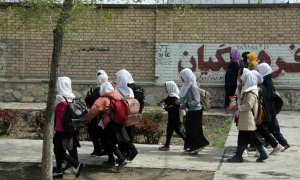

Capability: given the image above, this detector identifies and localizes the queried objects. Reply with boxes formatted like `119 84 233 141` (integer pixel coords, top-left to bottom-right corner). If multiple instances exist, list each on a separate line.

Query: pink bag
125 98 141 126
126 98 140 114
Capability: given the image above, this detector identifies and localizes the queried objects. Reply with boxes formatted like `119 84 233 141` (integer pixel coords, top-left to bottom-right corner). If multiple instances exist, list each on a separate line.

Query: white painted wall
155 43 300 86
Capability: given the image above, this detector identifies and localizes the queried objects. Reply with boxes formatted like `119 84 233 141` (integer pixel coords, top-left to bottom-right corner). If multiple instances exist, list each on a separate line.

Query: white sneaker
270 144 285 155
242 150 248 158
64 167 74 174
52 172 63 178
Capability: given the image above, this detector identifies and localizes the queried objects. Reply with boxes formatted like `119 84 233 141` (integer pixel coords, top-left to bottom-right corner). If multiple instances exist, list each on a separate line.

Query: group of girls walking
159 68 209 154
53 69 140 178
226 49 290 163
52 51 290 179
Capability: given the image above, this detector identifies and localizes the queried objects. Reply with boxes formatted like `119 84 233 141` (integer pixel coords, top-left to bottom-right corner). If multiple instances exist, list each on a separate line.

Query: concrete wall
0 4 300 110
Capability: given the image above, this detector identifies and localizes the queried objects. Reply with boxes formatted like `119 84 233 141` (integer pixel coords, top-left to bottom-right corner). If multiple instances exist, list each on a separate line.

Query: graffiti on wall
155 43 300 85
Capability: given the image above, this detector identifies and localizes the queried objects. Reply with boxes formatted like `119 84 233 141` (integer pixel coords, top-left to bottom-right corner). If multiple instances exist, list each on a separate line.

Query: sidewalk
0 140 223 172
214 111 300 179
0 102 299 179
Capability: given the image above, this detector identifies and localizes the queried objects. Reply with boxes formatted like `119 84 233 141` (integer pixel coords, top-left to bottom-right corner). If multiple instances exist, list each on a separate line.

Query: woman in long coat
227 71 268 162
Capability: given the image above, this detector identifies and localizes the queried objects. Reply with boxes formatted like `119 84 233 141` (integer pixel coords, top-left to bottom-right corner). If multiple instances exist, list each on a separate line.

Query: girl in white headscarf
115 70 140 160
116 73 134 98
84 82 138 169
257 63 272 78
257 63 290 151
158 81 185 151
252 69 286 155
84 70 109 157
179 68 197 98
85 69 110 108
96 70 109 86
251 70 264 84
116 69 145 113
116 69 134 84
227 71 269 163
176 68 209 154
53 76 83 178
55 76 76 106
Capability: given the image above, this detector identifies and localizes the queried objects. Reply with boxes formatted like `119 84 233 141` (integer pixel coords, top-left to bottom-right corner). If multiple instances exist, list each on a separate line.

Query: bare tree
42 0 74 178
0 0 95 179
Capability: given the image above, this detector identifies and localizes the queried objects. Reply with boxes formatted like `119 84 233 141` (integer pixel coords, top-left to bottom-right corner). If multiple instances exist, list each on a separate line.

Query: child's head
56 76 72 94
165 81 179 97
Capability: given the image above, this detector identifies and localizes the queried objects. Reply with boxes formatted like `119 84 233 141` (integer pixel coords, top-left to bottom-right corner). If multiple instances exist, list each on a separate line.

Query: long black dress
224 61 239 107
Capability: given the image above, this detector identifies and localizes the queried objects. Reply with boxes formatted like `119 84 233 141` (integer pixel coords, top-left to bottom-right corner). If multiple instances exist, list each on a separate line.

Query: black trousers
88 118 104 151
53 132 79 172
269 116 288 146
165 117 185 145
119 126 138 157
256 123 278 148
103 123 132 161
237 130 264 147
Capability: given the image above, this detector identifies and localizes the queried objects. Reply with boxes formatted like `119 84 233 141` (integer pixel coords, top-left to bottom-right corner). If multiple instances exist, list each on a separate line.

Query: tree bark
41 0 74 179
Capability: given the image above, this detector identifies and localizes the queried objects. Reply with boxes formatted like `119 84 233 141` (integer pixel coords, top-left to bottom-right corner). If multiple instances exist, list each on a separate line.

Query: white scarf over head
242 68 250 75
100 82 114 96
116 69 134 84
116 74 134 98
96 70 109 86
55 76 75 106
241 71 258 93
165 81 180 99
251 70 264 84
179 68 197 97
257 63 272 77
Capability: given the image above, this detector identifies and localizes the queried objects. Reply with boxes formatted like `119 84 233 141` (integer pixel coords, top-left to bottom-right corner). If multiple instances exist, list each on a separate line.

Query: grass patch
203 116 232 148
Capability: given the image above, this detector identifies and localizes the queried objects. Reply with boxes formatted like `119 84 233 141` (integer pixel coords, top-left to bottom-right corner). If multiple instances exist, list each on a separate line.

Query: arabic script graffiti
177 44 300 79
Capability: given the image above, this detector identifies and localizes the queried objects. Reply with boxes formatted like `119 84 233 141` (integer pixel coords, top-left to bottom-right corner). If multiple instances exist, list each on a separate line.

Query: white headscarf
116 69 134 84
257 63 272 77
55 76 75 106
241 71 258 92
242 68 251 75
96 70 109 86
165 81 180 99
251 70 264 84
179 68 197 97
116 74 134 98
100 82 114 96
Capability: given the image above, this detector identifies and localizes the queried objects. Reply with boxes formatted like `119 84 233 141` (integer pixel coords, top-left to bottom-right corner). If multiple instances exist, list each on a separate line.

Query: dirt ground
0 162 214 180
0 111 230 180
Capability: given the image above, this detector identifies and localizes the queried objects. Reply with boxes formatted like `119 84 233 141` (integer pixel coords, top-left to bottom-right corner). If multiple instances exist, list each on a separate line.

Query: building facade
0 4 300 110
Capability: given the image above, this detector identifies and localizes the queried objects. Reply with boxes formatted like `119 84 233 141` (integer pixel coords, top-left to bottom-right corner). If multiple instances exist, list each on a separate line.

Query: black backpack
128 83 145 113
62 97 86 133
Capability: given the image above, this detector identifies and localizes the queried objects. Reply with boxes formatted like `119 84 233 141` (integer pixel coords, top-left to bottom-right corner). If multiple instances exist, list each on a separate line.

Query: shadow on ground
0 162 214 180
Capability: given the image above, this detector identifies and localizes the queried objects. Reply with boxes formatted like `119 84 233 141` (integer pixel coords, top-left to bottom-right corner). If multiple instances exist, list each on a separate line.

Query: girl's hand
180 104 187 109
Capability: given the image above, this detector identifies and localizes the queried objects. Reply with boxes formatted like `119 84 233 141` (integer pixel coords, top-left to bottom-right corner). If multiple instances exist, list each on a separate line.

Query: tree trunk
41 0 74 179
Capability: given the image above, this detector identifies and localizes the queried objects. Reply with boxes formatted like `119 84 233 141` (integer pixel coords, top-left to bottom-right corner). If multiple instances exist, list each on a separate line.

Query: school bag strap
62 97 85 119
246 91 265 125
